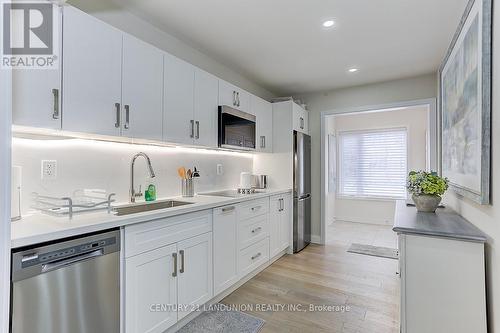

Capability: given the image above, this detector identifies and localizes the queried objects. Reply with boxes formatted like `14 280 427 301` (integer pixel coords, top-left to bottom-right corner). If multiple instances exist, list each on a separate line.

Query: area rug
178 308 265 333
347 243 399 260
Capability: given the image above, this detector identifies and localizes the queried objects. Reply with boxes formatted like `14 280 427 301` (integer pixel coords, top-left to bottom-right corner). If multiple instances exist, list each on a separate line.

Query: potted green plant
407 171 449 212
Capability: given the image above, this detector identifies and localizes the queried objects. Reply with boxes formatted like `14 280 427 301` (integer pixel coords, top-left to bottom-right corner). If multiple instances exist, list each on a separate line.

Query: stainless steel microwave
218 105 256 150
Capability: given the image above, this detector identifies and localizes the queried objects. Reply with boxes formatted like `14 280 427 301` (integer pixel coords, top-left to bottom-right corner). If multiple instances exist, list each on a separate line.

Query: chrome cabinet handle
251 252 262 260
179 250 185 274
251 226 262 234
115 103 121 128
251 205 262 211
232 91 237 106
124 105 130 129
172 252 178 277
190 120 195 138
52 88 59 119
300 117 304 129
222 206 235 213
236 92 240 107
195 121 200 139
260 136 265 148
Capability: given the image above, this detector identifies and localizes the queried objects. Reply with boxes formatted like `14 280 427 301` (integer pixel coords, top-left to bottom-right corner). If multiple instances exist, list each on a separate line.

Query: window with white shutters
338 128 408 199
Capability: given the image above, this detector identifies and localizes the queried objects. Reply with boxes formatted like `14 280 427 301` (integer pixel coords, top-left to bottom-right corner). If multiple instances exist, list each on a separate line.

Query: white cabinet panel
251 95 273 152
213 205 239 295
270 193 292 257
62 6 122 136
237 215 269 250
163 53 195 145
125 244 178 333
292 103 308 134
12 7 62 129
269 196 281 258
177 233 213 320
194 69 218 147
219 80 250 112
121 35 163 141
238 237 269 278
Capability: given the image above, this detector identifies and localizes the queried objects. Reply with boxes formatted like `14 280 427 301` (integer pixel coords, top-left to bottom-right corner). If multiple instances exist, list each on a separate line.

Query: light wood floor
222 222 400 333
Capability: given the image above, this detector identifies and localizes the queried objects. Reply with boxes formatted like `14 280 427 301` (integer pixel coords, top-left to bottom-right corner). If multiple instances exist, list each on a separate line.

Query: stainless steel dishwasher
11 229 120 333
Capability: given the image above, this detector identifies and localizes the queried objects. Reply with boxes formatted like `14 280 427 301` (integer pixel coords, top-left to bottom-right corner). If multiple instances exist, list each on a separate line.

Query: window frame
336 126 409 201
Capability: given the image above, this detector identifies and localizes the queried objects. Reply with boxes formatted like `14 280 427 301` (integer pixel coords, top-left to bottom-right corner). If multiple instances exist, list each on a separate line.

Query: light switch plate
41 160 57 180
216 164 223 175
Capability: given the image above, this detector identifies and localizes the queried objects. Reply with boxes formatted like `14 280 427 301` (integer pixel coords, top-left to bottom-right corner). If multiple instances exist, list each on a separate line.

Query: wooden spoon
187 169 192 179
177 167 186 179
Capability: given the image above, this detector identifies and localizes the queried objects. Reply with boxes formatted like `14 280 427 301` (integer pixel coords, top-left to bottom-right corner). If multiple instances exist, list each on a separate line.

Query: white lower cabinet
125 244 178 333
124 210 213 333
213 205 239 295
270 194 292 257
177 233 213 320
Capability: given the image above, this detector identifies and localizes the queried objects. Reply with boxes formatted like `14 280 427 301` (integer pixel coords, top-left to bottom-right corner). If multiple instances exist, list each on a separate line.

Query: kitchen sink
113 200 193 216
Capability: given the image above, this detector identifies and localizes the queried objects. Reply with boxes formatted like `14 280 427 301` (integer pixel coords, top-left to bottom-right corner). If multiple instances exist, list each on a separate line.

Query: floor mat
178 308 265 333
347 243 399 260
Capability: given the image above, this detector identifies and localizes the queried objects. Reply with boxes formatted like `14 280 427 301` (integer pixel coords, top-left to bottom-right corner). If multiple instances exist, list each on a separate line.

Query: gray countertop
393 200 487 243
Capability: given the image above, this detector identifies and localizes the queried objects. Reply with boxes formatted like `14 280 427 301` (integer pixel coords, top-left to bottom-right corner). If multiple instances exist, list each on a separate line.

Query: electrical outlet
216 164 223 175
41 160 57 180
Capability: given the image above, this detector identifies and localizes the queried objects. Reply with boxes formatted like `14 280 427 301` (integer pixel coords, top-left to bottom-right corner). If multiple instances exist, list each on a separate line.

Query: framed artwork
439 0 492 204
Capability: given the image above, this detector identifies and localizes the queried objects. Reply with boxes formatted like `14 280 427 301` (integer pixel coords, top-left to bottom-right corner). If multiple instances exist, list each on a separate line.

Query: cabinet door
269 196 281 258
177 233 213 320
213 205 238 295
194 68 218 147
251 95 273 153
12 7 62 129
125 244 178 333
292 103 308 134
62 6 122 136
121 35 163 141
218 80 250 112
280 194 292 250
163 53 195 145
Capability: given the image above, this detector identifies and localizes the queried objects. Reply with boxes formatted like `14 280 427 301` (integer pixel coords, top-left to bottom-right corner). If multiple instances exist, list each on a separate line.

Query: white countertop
11 189 292 249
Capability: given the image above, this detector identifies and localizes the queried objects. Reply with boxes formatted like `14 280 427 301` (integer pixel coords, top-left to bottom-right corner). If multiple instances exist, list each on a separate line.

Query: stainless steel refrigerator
293 131 311 253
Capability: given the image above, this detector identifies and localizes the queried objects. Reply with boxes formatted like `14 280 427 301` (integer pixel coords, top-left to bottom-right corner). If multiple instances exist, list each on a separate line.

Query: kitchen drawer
238 198 269 221
238 237 269 278
238 214 269 250
124 210 212 258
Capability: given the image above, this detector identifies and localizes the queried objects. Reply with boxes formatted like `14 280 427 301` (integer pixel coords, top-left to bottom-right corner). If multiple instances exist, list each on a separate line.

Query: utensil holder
181 179 194 197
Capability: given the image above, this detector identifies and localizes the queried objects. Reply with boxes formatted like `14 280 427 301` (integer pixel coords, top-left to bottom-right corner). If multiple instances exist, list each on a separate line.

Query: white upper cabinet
121 35 163 141
194 69 218 147
163 53 195 145
62 6 122 136
12 7 62 130
251 95 273 153
292 102 309 134
219 80 250 113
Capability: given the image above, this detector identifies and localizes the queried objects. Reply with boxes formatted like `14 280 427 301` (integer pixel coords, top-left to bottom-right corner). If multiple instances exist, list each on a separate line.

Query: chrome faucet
130 152 156 203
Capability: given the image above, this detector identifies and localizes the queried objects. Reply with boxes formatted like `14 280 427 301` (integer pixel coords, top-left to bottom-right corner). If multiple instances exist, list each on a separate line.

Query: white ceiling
112 0 468 96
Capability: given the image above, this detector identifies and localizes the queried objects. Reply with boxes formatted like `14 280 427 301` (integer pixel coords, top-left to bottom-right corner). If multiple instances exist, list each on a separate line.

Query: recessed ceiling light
348 68 359 73
322 20 335 28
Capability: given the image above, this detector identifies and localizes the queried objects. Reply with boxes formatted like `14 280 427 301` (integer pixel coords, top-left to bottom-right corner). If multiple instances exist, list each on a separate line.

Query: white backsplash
12 138 254 214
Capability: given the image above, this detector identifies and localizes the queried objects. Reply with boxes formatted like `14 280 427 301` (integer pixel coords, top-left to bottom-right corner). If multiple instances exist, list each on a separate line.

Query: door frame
0 67 12 332
319 98 437 244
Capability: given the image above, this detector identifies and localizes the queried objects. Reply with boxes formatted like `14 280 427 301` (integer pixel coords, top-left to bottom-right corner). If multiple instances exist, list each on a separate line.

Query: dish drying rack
32 189 116 219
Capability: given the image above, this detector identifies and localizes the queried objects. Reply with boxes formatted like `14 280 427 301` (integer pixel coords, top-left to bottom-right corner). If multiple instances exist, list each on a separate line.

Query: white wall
301 73 437 239
0 66 12 332
12 139 253 213
331 106 429 225
66 0 276 100
444 2 500 331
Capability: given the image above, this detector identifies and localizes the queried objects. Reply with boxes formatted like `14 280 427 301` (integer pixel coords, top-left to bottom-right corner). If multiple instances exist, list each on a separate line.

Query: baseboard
310 235 321 244
167 248 288 332
334 217 393 226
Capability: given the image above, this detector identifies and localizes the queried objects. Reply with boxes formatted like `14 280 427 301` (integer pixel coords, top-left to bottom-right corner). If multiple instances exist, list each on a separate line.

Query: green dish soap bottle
145 183 156 202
